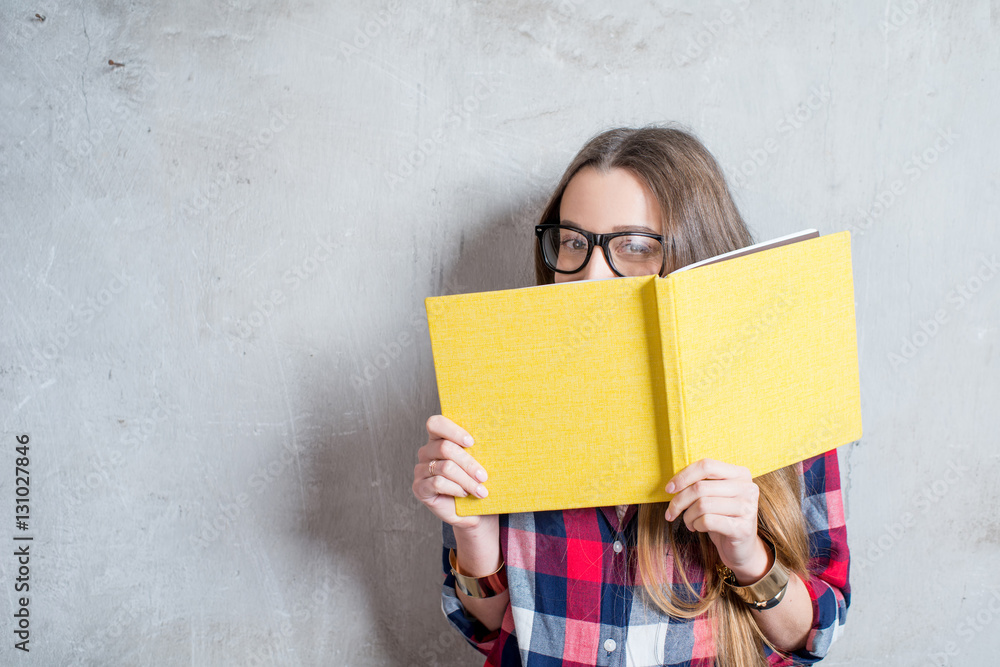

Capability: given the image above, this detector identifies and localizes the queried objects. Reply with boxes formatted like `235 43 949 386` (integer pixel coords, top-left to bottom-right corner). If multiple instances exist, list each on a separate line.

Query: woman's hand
412 414 494 532
413 415 506 629
664 458 771 584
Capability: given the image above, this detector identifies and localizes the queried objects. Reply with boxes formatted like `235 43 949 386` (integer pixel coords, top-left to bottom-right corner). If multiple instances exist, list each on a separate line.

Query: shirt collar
599 504 637 533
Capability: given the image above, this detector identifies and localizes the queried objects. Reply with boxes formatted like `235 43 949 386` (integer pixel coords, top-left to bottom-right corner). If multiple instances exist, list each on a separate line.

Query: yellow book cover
425 230 862 516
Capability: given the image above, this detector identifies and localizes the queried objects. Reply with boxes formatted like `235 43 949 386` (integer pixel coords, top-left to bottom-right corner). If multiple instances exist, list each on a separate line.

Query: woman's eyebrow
611 224 659 233
560 220 660 233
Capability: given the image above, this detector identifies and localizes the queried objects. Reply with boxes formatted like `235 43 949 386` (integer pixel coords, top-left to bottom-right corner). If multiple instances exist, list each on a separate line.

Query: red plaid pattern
441 449 851 666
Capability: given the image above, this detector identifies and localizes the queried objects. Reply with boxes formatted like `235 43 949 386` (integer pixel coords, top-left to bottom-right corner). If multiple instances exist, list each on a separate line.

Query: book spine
656 278 689 479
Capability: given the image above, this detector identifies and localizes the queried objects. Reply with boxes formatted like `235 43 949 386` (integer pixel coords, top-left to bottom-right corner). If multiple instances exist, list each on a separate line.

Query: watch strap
449 548 508 599
718 538 791 610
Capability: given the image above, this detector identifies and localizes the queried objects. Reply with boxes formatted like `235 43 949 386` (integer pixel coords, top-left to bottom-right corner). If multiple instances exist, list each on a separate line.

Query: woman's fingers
420 436 487 483
665 458 751 494
673 496 757 537
418 425 488 494
425 414 475 449
420 455 488 499
421 416 486 486
438 437 487 480
412 415 490 528
665 479 751 519
663 458 759 541
662 458 763 569
413 466 474 502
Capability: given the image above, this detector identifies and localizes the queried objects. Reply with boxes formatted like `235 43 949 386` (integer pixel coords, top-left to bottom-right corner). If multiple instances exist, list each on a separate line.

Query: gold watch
717 538 790 610
449 548 508 599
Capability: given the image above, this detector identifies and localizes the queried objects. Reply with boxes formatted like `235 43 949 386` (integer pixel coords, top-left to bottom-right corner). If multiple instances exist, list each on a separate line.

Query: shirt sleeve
787 447 852 663
439 522 502 656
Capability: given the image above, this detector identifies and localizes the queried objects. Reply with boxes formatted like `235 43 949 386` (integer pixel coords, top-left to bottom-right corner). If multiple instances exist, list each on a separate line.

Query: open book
425 230 862 516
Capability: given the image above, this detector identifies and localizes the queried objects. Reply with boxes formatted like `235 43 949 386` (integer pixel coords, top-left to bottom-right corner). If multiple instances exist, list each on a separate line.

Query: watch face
716 563 738 586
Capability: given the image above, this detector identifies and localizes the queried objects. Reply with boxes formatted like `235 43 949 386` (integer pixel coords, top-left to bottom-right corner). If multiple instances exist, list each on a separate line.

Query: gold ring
428 459 439 477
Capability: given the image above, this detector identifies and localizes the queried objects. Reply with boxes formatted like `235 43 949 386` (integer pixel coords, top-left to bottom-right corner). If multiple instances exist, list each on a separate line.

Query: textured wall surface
1 1 998 665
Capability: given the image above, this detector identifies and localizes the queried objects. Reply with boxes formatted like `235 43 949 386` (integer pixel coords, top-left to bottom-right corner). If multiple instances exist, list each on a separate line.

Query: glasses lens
608 235 665 277
541 227 589 273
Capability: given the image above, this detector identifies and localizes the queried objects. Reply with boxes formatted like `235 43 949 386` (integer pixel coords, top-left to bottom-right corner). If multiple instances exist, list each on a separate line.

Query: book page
669 229 820 274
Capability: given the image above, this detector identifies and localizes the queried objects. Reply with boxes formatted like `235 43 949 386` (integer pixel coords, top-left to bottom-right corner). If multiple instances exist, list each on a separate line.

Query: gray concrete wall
1 1 997 665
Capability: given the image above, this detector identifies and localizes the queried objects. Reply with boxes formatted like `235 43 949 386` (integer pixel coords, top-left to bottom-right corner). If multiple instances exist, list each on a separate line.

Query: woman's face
555 166 663 283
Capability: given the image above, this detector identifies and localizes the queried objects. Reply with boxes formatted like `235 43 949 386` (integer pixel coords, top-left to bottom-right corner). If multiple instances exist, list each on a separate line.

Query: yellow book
425 230 862 516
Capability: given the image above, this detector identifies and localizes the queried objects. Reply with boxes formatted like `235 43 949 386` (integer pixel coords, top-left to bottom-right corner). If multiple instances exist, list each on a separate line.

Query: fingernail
475 469 488 482
476 484 488 498
463 435 474 446
666 482 675 493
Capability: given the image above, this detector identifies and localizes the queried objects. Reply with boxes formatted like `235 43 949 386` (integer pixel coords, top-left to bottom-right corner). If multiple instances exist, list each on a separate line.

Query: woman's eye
615 237 654 255
560 237 587 251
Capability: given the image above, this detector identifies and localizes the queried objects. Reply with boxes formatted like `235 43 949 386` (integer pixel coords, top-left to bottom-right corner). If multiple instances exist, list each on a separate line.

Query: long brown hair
533 125 811 666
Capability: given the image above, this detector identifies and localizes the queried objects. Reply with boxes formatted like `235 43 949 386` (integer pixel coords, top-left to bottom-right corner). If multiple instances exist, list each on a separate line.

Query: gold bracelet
717 537 790 610
449 548 508 599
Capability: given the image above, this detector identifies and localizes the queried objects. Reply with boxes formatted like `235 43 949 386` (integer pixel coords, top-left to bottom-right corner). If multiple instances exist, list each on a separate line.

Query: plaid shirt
440 450 850 666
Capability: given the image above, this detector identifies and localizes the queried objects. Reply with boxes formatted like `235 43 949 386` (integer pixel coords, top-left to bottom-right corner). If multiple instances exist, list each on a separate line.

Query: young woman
412 126 850 666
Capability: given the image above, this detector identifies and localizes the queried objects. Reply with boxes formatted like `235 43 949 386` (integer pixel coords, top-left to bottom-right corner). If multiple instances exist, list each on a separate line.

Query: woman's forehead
560 166 662 234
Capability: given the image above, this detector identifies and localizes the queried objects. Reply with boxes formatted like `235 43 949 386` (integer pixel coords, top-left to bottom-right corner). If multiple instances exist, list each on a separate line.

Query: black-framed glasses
535 223 666 277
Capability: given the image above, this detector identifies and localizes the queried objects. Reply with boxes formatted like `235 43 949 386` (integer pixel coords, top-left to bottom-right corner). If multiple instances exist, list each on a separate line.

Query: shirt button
612 540 623 553
604 638 617 652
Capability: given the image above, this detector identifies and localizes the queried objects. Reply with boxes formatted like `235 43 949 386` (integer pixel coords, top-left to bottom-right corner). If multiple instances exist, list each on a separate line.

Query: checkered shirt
440 450 850 666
